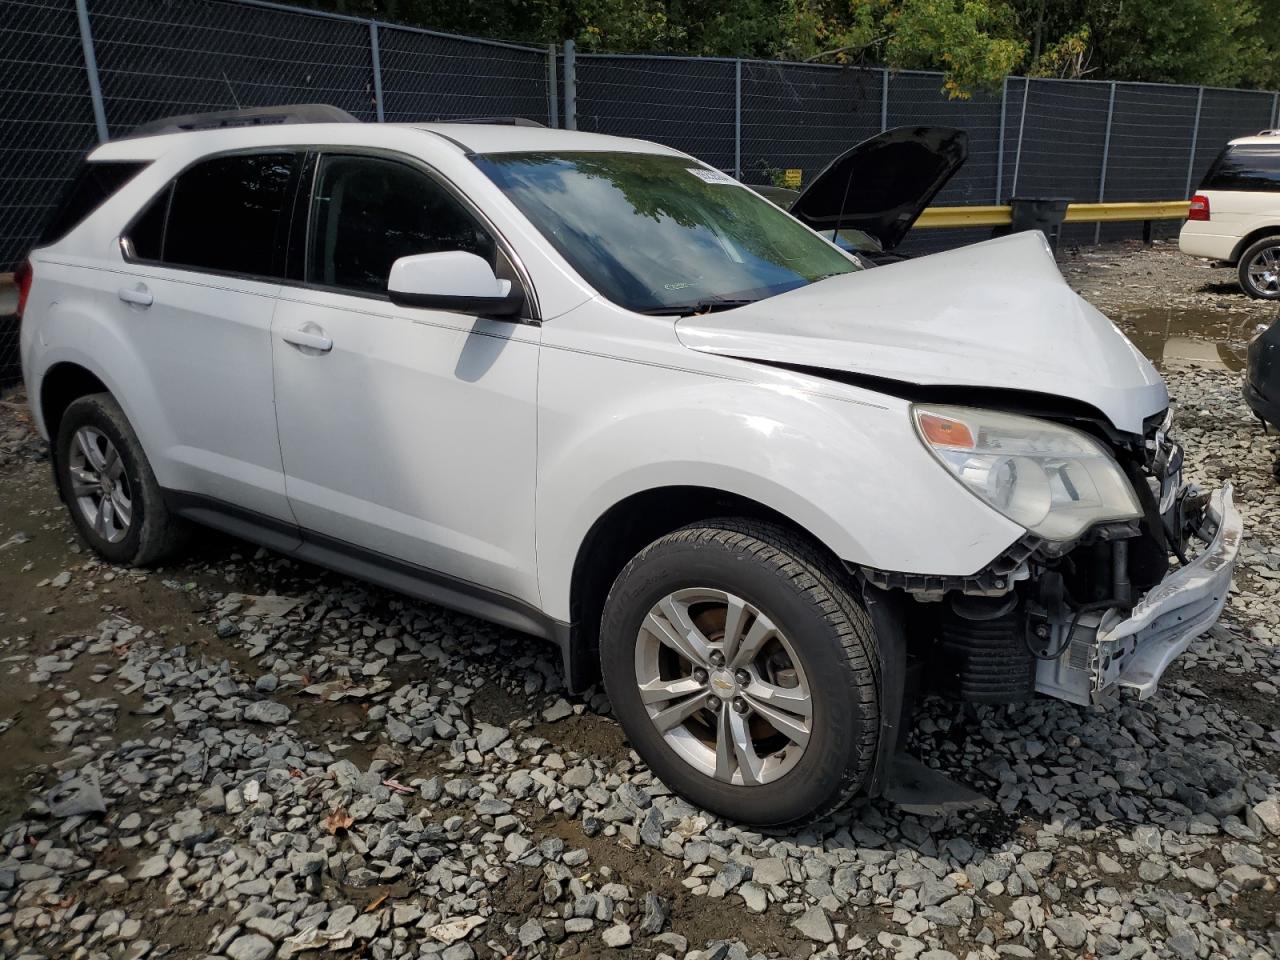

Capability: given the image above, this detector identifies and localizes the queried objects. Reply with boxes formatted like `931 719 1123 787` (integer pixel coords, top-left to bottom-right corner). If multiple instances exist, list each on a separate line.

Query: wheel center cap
709 670 737 695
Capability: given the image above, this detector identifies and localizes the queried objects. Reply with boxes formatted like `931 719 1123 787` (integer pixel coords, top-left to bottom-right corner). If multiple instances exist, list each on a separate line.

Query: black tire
599 519 879 827
1237 236 1280 300
54 393 188 566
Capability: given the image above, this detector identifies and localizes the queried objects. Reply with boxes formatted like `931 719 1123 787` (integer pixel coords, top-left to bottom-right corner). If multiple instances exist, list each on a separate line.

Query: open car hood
785 126 968 250
675 232 1168 435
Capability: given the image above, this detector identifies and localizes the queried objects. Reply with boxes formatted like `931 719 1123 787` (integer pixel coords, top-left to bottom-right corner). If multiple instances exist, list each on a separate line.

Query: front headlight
912 404 1141 542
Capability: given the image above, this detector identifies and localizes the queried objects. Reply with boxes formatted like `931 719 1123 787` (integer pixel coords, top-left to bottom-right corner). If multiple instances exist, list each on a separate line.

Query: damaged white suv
19 107 1242 827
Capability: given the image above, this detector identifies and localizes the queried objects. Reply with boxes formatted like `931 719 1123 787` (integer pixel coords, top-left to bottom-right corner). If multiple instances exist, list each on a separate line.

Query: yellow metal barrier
915 200 1190 229
1062 200 1191 223
914 205 1012 228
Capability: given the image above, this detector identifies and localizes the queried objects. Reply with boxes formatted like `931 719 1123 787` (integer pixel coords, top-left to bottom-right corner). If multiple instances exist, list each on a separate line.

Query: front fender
535 346 1023 621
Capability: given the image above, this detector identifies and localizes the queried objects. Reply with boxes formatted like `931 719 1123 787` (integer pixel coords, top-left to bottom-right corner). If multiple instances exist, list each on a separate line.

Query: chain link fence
3 0 1280 278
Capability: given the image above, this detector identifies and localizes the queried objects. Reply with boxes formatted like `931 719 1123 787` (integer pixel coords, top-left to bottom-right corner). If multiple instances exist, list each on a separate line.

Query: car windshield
473 151 861 314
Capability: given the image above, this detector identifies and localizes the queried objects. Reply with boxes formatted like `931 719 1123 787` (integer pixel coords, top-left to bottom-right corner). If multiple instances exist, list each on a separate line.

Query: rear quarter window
1199 146 1280 192
38 160 150 245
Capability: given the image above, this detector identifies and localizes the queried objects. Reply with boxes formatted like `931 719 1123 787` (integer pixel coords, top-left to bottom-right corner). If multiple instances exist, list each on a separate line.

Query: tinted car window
127 185 170 261
163 152 297 277
39 160 149 245
1200 146 1280 192
308 154 495 295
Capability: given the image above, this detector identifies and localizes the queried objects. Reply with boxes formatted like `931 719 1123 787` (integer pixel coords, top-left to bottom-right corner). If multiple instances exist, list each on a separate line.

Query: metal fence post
563 39 576 130
1272 92 1278 130
880 69 889 132
369 22 385 122
734 59 742 179
995 76 1007 203
74 0 108 141
1095 81 1116 245
1184 86 1203 199
1010 78 1030 198
548 45 559 128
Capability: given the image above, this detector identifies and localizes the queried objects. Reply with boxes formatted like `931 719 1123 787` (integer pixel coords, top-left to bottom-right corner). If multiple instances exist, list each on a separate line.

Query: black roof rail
125 104 359 139
442 116 547 128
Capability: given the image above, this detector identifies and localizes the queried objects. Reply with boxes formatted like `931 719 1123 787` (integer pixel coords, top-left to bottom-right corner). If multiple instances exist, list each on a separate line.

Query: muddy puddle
1112 303 1278 372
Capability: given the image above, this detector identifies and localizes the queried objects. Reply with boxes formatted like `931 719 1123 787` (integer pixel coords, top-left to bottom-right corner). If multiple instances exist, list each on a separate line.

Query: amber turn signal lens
917 411 975 449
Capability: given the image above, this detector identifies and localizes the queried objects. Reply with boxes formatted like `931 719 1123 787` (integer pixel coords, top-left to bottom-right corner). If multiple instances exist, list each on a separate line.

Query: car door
116 150 301 524
271 150 541 606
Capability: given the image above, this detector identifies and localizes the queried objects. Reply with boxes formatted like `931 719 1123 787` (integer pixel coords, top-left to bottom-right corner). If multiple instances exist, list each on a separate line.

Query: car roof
89 121 686 162
407 123 680 155
1227 133 1280 148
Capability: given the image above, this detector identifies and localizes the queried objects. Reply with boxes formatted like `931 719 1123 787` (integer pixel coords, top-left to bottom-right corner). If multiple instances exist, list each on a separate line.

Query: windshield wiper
638 298 759 317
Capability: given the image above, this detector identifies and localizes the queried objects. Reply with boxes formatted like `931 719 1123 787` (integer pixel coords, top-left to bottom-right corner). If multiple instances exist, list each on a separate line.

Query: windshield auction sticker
688 168 737 185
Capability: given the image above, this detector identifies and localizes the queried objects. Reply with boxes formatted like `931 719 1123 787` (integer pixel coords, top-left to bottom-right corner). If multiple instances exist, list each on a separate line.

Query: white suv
1180 131 1280 299
19 106 1241 826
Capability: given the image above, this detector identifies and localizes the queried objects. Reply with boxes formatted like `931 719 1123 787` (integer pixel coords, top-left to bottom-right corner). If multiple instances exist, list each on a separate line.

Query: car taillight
14 259 34 319
1188 194 1210 221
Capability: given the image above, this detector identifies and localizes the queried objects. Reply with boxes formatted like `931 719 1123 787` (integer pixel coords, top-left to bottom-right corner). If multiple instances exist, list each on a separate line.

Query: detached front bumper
1035 484 1242 705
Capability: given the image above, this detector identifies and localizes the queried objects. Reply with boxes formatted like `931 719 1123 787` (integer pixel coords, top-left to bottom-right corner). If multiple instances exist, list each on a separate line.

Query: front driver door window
308 154 497 295
270 152 540 605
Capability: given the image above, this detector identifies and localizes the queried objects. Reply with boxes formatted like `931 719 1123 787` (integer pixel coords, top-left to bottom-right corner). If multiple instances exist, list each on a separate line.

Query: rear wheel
1238 236 1280 300
599 519 879 827
54 393 188 566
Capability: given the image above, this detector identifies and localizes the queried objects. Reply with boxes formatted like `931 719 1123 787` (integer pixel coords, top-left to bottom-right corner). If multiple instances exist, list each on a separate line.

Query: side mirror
387 251 523 317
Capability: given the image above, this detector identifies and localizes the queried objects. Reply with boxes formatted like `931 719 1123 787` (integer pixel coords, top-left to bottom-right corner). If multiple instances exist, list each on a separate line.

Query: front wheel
1238 236 1280 300
599 519 879 827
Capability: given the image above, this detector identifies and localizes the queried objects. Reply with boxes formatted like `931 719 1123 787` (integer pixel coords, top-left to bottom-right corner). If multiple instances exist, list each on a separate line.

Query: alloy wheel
633 587 812 786
68 426 132 544
1246 244 1280 296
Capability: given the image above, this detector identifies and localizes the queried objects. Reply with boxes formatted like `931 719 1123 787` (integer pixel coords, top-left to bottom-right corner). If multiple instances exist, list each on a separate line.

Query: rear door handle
281 327 333 353
117 283 153 307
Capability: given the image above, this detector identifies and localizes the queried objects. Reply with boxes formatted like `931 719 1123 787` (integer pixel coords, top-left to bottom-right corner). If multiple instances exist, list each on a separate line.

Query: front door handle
117 283 153 307
281 327 333 354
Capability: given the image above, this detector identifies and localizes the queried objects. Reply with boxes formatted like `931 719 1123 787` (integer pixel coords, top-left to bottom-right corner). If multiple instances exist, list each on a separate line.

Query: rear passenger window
1200 146 1280 192
307 154 495 296
162 152 298 277
40 160 149 245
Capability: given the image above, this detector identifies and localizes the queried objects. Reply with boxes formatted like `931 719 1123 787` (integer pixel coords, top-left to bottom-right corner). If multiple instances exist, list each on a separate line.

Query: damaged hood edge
676 232 1168 435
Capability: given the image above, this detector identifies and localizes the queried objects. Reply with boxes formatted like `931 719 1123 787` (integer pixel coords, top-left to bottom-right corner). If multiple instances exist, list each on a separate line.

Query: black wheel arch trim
861 581 910 799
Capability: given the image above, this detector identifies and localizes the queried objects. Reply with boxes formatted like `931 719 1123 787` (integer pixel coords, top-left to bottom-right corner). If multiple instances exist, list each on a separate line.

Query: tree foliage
310 0 1280 96
1015 0 1276 88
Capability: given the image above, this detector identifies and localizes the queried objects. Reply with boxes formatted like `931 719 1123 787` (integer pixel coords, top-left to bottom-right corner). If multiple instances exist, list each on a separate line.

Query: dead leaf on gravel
381 778 413 795
428 915 484 943
365 892 389 912
242 594 302 617
324 806 354 834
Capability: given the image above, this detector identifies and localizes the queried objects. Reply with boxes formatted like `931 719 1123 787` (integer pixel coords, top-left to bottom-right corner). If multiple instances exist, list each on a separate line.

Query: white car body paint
272 287 542 605
533 296 1025 621
676 232 1169 436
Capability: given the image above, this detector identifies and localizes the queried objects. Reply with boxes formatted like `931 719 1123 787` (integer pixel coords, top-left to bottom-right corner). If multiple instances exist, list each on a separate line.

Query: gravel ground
1 242 1279 960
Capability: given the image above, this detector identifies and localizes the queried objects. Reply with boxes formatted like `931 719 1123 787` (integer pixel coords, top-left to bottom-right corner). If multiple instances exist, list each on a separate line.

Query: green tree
1014 0 1272 88
298 0 1279 93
